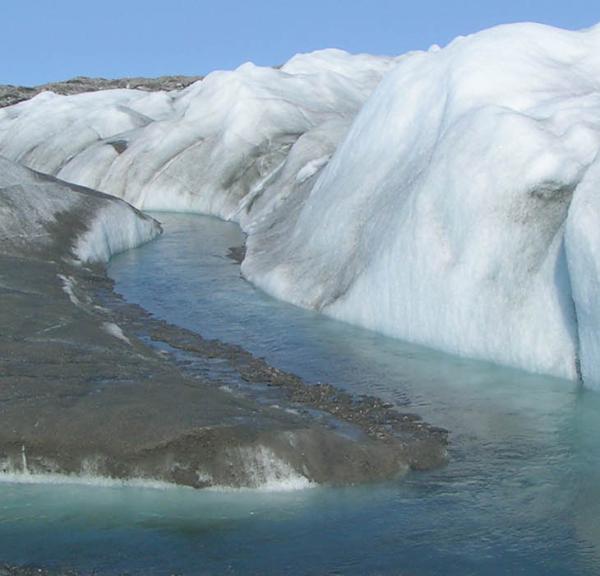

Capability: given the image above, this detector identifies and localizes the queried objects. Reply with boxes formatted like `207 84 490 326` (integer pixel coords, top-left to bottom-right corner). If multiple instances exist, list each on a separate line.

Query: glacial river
2 213 600 575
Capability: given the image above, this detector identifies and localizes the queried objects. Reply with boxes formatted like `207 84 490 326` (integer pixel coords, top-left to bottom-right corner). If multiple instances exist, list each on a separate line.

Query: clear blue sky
2 0 599 85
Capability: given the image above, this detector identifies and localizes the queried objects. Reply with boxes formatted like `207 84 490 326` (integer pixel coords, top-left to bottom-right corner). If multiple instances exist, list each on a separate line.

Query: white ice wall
243 23 600 381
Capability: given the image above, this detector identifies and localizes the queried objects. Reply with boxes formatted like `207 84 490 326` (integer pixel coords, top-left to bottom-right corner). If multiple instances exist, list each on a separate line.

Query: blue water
2 212 600 575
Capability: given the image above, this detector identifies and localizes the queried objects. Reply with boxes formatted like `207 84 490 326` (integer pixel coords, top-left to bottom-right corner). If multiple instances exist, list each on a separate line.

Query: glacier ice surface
3 31 600 386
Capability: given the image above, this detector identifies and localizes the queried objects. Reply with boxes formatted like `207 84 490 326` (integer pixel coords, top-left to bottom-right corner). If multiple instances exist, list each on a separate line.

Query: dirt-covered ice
0 157 447 489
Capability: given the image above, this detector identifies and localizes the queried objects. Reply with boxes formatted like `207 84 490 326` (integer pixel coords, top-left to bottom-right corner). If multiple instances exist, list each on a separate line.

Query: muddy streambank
0 243 447 488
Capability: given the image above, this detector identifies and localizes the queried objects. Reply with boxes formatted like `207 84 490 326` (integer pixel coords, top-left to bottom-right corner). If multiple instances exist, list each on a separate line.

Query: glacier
245 23 600 385
2 28 600 387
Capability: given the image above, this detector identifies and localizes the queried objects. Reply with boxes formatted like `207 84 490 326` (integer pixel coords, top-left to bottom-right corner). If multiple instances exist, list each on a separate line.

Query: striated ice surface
0 156 161 263
0 49 400 221
73 197 161 263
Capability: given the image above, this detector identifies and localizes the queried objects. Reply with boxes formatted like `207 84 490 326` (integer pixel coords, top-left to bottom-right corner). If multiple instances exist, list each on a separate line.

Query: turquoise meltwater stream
2 212 599 575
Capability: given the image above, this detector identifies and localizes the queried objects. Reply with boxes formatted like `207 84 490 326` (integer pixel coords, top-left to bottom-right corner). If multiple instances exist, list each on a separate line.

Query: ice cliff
2 30 600 386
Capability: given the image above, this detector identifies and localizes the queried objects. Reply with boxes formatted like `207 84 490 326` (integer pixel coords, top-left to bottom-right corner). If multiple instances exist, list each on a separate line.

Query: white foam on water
209 445 314 493
0 471 314 493
0 445 315 493
207 478 314 493
0 472 181 491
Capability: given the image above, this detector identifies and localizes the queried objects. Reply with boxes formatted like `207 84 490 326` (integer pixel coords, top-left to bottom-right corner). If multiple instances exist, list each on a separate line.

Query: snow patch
102 322 131 344
57 274 82 307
